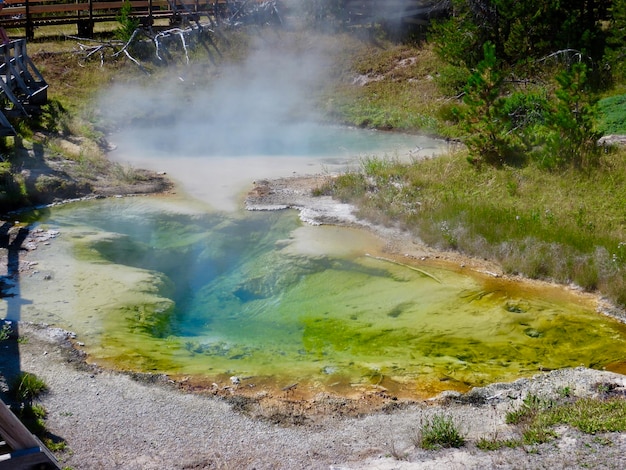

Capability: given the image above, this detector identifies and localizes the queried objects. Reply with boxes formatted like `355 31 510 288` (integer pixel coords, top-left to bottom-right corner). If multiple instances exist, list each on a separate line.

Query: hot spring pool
8 194 626 398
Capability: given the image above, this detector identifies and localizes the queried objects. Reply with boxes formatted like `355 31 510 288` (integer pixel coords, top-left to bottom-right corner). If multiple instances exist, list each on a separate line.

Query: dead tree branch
70 1 282 69
538 49 587 66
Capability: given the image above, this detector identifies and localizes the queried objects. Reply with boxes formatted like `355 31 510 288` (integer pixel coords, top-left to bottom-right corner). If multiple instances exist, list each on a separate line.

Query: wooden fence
0 0 252 39
0 1 446 39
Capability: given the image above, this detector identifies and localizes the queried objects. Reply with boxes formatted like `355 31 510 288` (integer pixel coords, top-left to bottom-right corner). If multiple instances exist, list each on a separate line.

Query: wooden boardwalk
0 1 443 135
0 0 448 40
0 398 60 470
0 38 48 136
0 0 265 39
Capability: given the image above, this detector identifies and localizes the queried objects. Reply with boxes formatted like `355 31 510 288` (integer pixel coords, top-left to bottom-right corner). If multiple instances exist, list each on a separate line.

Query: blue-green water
114 122 447 158
12 196 626 398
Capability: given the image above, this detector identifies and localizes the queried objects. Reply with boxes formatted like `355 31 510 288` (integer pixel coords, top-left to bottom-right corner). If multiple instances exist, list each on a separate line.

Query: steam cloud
98 3 447 210
100 32 333 158
100 1 444 159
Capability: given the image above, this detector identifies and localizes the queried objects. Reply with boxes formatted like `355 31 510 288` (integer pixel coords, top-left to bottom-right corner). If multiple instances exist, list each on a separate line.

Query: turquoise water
114 122 446 158
13 196 626 398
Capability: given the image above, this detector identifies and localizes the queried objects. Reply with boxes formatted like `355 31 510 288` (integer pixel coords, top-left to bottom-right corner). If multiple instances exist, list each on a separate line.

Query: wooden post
25 0 33 40
77 0 94 37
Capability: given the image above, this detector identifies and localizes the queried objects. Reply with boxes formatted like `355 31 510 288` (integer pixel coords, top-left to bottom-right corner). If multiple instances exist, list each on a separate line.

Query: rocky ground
0 172 625 469
2 134 172 213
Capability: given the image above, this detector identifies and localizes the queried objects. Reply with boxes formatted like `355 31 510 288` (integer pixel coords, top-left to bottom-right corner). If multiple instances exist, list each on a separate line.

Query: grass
502 393 626 446
18 19 221 122
11 371 49 404
322 148 626 308
1 20 211 208
0 322 11 341
476 436 521 451
546 398 626 434
307 28 626 309
7 371 69 452
415 414 465 450
0 16 624 465
11 20 452 158
473 392 626 452
598 94 626 134
557 386 573 398
17 402 49 436
325 42 451 134
7 374 59 456
0 314 69 454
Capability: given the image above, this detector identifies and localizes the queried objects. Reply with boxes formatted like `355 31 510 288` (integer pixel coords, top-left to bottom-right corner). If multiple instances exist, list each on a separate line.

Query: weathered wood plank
0 400 60 469
0 0 172 18
0 400 38 451
0 0 276 39
0 446 55 470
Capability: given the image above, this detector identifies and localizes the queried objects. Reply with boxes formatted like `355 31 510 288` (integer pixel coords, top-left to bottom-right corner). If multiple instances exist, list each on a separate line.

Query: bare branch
538 49 586 65
113 28 142 58
68 1 279 69
123 49 150 75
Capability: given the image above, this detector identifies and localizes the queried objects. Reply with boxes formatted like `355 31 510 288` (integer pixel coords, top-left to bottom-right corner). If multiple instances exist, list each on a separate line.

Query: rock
599 134 626 146
438 390 462 401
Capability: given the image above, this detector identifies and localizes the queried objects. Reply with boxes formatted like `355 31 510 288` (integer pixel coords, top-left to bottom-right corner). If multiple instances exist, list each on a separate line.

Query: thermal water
11 190 626 398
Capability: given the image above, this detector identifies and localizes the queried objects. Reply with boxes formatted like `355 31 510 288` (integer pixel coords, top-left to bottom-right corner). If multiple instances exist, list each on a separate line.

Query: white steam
101 34 330 158
100 20 445 210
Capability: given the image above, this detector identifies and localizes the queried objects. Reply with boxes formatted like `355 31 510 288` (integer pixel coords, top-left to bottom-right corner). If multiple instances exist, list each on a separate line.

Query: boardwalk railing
0 38 48 135
0 0 251 39
0 399 61 470
0 1 442 39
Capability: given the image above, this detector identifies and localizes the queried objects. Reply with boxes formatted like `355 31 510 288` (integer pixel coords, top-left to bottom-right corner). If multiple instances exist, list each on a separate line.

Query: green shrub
11 372 48 404
417 414 465 450
436 102 462 124
501 90 550 130
115 0 140 42
532 63 603 170
460 42 526 166
435 64 470 96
